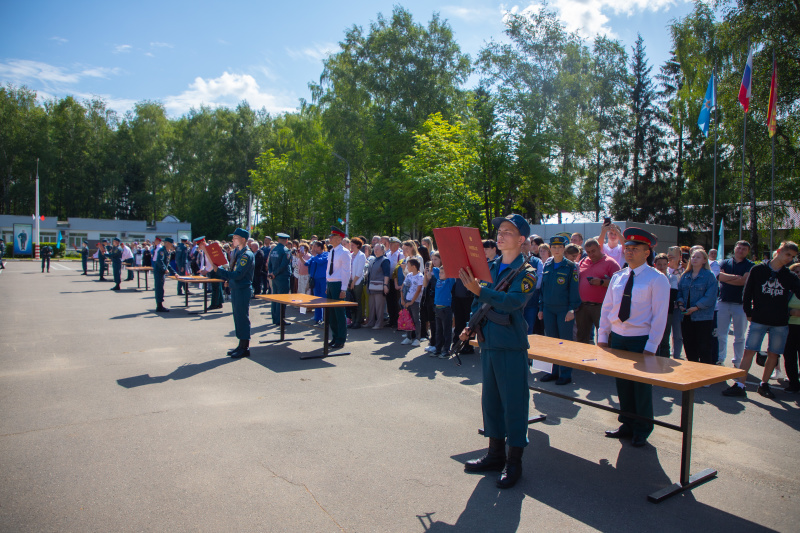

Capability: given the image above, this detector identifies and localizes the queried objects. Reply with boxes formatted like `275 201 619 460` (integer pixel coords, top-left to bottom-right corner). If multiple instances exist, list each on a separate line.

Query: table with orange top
255 293 357 359
472 334 745 502
167 275 225 313
126 266 152 290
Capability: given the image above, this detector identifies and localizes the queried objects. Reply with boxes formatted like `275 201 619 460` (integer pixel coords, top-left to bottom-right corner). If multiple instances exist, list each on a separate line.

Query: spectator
564 243 581 263
666 246 684 358
576 238 620 344
305 241 329 325
418 245 432 340
484 239 499 262
717 240 754 367
422 236 435 253
723 241 800 399
429 255 456 357
598 221 624 267
521 238 543 335
365 243 391 329
538 235 581 385
708 248 720 277
386 237 403 328
571 232 587 259
251 241 265 297
677 249 718 364
452 276 476 355
531 236 544 258
400 258 424 346
783 263 800 393
653 253 676 357
348 237 366 329
538 243 551 263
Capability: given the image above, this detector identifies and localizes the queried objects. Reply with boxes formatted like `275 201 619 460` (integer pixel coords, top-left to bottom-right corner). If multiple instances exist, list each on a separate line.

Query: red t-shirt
578 254 621 303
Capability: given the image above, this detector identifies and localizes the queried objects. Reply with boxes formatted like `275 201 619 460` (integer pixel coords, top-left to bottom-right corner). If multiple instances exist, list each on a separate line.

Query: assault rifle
448 260 532 366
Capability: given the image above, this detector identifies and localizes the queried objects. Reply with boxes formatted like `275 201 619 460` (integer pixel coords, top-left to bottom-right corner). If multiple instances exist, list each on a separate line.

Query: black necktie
329 249 335 275
619 271 634 322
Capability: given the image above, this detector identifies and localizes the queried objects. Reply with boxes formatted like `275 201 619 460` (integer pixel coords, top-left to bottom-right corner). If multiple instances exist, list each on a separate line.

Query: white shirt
603 242 625 267
351 250 366 284
710 260 720 278
121 244 133 261
387 248 403 271
404 272 424 303
598 262 671 353
326 243 351 286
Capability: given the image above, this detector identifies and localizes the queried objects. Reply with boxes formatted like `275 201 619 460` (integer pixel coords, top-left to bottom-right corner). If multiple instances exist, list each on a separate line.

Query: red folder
433 227 492 282
205 242 229 267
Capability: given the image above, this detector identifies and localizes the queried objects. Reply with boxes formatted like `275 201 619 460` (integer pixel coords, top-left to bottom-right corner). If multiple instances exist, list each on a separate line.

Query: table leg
647 389 717 503
185 286 189 308
203 282 208 313
259 300 303 344
137 271 141 289
300 306 350 359
145 271 149 291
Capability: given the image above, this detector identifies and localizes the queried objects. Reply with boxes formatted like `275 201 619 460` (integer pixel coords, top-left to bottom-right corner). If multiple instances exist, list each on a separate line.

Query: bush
2 242 66 258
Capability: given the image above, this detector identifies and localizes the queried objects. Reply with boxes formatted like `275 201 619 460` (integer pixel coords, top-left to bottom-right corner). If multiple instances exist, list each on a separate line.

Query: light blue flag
698 74 715 137
718 219 724 260
56 230 62 249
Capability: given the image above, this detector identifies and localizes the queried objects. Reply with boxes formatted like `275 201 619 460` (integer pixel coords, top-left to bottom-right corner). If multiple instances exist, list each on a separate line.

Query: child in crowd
401 259 424 346
427 253 456 357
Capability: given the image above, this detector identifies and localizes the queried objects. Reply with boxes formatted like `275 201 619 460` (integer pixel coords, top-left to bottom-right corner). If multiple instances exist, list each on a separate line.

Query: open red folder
205 242 229 267
433 226 492 282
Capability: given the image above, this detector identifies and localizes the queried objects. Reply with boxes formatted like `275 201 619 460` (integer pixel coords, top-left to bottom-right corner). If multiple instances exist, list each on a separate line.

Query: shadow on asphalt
116 357 239 388
247 345 336 372
424 431 773 532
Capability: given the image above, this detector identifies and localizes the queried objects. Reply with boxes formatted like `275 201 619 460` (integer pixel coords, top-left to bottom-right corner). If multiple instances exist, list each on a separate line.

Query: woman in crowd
666 246 684 358
538 243 551 263
348 237 367 329
422 236 435 254
365 243 391 329
305 241 329 325
677 249 718 364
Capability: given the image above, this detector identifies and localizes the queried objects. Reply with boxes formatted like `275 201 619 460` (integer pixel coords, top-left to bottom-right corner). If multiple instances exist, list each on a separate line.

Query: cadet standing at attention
105 237 123 290
153 237 176 312
598 228 670 448
267 232 292 325
538 234 581 385
97 240 109 281
41 243 53 273
201 228 254 358
326 227 351 350
458 214 537 489
175 237 190 296
80 240 89 275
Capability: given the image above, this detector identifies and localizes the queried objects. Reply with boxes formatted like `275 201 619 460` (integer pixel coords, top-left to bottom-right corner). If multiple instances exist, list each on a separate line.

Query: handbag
398 308 415 331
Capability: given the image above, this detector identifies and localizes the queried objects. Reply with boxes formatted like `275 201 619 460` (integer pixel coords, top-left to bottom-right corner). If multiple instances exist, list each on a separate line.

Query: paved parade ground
1 260 798 532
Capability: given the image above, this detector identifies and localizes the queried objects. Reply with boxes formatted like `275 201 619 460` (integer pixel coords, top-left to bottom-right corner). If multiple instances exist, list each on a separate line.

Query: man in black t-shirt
717 241 755 367
723 242 800 399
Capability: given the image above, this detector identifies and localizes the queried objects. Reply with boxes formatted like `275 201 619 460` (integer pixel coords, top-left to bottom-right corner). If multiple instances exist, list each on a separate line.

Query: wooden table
127 266 152 290
167 275 225 313
472 334 745 503
255 293 357 359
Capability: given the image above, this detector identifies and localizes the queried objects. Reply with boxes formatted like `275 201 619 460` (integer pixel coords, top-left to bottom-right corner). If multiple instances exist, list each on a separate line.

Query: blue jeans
670 306 684 358
543 306 574 379
717 301 748 365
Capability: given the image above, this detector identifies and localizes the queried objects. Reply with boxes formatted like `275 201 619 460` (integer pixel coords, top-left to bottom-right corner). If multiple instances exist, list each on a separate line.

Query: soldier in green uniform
458 214 537 489
80 240 89 275
153 237 176 312
267 232 291 325
41 243 53 273
175 237 190 296
202 228 254 358
105 237 123 290
195 236 224 310
97 240 109 281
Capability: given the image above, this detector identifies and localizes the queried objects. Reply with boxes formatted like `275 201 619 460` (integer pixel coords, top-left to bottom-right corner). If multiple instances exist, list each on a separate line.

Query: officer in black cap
105 237 123 290
267 232 292 325
153 237 176 312
598 227 670 447
175 237 191 296
202 228 254 357
80 240 89 275
459 213 538 489
97 239 110 281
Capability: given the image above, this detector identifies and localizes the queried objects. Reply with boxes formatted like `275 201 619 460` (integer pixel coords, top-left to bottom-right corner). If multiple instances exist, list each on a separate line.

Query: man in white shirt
708 248 720 278
386 237 404 328
326 227 351 349
598 221 625 267
598 227 670 448
348 238 367 329
121 241 135 280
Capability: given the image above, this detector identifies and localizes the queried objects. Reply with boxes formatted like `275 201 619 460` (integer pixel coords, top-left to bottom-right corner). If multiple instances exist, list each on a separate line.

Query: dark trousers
231 287 252 340
82 257 88 274
270 277 289 325
575 302 602 344
452 294 474 351
154 270 165 305
434 306 453 354
657 309 674 357
783 324 800 386
41 256 50 272
610 331 653 438
207 270 224 307
681 318 714 364
177 266 187 294
125 259 134 280
387 283 400 327
481 348 531 448
112 260 122 285
351 283 364 326
252 272 262 295
543 306 573 379
326 281 346 344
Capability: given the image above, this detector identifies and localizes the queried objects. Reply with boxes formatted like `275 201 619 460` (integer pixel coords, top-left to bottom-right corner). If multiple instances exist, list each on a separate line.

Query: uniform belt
485 309 511 326
582 301 602 306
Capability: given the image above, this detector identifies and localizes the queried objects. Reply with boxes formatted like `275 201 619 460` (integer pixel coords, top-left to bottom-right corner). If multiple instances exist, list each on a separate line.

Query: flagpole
35 158 40 246
711 65 718 251
739 41 750 241
770 47 776 253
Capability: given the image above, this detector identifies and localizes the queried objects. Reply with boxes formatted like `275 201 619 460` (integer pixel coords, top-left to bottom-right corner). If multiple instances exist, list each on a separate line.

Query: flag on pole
767 59 778 137
718 219 725 260
698 74 715 136
56 230 62 248
738 47 753 112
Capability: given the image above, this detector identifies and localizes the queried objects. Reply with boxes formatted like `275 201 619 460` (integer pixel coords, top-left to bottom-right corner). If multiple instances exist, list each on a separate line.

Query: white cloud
286 43 337 62
163 71 296 116
507 0 691 39
114 44 132 54
50 36 68 45
0 59 121 85
150 41 173 48
441 5 498 23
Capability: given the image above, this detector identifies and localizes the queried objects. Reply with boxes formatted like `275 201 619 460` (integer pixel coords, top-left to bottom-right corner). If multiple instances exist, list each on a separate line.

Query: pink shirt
297 253 311 276
579 254 621 303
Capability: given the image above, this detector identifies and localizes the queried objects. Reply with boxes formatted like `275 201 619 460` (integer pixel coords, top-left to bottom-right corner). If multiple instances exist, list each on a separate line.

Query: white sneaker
412 339 420 347
425 346 436 353
401 338 412 345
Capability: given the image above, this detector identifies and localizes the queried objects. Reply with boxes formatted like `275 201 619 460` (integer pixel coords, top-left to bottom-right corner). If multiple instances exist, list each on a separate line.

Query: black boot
464 437 506 472
496 446 524 489
230 340 250 358
227 340 244 356
155 305 170 313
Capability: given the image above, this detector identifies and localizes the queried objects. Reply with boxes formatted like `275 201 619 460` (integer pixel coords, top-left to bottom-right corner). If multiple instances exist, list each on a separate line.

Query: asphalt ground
0 260 798 532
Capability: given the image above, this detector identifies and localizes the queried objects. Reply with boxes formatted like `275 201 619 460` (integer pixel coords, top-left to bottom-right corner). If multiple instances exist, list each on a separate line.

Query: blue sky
1 0 699 118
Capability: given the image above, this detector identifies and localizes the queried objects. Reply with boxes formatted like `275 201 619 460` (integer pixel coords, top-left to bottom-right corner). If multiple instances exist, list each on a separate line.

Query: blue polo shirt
432 268 456 307
718 257 755 304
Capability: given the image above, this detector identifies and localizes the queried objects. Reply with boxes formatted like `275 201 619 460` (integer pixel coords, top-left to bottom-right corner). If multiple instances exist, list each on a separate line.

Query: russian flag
738 47 753 112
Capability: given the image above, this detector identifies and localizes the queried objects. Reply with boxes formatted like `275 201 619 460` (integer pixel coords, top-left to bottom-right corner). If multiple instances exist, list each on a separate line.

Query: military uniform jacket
152 246 170 274
41 245 53 258
471 253 537 351
216 247 254 291
80 245 88 259
539 257 580 311
104 245 122 264
268 243 290 280
175 243 188 271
